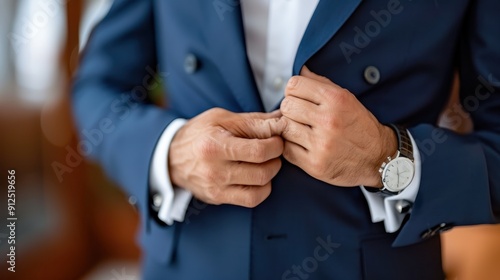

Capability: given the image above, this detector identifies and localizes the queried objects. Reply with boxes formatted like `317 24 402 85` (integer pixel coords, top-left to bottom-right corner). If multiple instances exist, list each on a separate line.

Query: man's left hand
279 67 397 188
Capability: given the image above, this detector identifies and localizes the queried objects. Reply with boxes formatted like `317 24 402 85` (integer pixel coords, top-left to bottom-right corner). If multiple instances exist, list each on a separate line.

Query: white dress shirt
150 0 421 233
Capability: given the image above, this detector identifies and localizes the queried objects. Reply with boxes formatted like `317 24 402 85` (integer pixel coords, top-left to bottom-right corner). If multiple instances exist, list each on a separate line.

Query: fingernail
287 77 298 88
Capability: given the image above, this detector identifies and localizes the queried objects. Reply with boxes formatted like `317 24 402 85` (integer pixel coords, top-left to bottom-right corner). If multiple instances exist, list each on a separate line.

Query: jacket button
184 53 199 74
364 66 380 85
128 196 137 206
128 196 138 211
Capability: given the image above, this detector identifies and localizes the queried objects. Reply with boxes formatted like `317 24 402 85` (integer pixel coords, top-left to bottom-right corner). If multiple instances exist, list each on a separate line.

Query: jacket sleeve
71 0 179 233
395 0 500 246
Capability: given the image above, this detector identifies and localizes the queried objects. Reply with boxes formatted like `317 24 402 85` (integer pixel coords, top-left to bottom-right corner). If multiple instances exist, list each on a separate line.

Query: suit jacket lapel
209 0 362 111
210 1 264 112
293 0 363 75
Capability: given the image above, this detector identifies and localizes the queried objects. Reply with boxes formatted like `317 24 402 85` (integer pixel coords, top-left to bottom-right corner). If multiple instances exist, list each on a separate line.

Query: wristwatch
378 124 415 195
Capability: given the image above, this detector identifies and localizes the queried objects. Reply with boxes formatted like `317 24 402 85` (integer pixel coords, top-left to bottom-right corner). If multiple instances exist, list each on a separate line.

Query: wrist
168 132 185 188
167 121 190 189
370 125 398 188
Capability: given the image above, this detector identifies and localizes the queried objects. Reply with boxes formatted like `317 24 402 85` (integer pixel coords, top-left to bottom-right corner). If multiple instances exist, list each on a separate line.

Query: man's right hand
168 108 285 208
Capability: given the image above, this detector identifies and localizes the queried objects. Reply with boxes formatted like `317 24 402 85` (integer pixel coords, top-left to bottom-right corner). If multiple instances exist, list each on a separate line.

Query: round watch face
382 157 415 192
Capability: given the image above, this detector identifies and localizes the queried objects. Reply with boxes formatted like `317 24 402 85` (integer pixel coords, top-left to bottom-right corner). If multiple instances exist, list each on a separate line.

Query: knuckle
328 88 348 104
201 166 218 183
318 88 332 103
205 186 222 202
318 139 333 153
282 121 295 138
255 168 271 185
317 86 330 99
243 193 262 208
252 143 268 162
220 170 231 185
319 113 336 129
197 137 218 159
203 107 223 121
280 98 292 114
209 107 226 116
266 118 285 138
280 118 290 136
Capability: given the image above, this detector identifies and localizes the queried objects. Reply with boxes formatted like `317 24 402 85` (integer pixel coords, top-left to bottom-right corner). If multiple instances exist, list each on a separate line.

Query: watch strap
372 124 415 195
388 124 413 161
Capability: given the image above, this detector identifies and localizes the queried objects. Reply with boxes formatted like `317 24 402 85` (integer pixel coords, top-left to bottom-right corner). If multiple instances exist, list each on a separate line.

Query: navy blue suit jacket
72 0 500 279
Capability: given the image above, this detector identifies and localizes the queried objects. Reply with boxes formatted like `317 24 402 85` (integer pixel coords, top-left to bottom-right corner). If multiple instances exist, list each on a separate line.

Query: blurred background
0 0 140 279
0 0 498 279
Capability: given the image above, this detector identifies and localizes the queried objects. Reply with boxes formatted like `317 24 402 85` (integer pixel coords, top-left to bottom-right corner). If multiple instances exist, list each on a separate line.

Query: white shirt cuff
361 131 421 233
149 118 193 225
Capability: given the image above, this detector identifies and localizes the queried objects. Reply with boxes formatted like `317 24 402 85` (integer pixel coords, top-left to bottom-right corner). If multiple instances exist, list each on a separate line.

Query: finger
240 110 282 121
223 135 284 163
300 66 336 85
220 182 272 208
281 117 312 150
282 141 309 169
285 76 326 105
280 96 318 127
223 115 286 139
227 157 282 186
286 68 345 104
267 109 282 118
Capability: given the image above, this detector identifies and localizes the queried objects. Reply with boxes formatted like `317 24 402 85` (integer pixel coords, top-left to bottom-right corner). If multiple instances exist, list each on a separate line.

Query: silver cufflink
395 200 413 214
152 193 163 211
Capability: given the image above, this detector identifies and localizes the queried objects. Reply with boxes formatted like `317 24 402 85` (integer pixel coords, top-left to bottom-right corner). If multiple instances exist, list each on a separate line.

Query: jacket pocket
360 234 444 280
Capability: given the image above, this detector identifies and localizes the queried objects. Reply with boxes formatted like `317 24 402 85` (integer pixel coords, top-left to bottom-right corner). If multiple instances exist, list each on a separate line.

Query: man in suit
72 0 500 279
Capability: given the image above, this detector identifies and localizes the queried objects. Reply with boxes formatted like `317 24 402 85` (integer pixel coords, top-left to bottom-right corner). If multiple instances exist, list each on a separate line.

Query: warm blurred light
0 0 18 92
37 0 113 147
2 0 112 103
11 0 66 102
